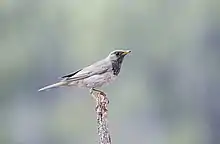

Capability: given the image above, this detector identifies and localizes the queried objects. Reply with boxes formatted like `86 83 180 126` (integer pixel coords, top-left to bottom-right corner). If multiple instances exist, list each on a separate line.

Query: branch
91 90 111 144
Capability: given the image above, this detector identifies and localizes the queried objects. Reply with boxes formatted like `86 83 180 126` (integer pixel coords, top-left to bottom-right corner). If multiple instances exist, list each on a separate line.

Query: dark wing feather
61 58 111 81
66 59 111 81
67 68 108 81
61 69 82 79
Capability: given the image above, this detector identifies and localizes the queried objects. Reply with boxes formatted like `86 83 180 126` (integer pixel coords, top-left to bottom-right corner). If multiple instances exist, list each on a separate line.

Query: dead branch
91 90 111 144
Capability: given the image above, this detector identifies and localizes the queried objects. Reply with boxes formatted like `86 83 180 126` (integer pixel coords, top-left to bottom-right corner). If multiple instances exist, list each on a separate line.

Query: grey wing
61 69 82 79
65 59 111 81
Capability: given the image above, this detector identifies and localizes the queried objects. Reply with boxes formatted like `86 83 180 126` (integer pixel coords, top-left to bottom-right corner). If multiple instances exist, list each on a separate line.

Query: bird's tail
38 81 66 92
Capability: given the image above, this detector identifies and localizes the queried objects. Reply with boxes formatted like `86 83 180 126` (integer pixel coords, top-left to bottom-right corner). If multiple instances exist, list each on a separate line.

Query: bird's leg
90 88 109 111
91 88 107 96
90 88 97 101
91 88 109 104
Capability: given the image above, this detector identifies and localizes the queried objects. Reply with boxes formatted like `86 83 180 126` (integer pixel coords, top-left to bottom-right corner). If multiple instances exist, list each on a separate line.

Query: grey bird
38 50 131 92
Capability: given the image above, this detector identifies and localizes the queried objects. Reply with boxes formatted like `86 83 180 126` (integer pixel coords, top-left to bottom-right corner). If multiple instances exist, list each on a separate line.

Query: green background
1 0 220 144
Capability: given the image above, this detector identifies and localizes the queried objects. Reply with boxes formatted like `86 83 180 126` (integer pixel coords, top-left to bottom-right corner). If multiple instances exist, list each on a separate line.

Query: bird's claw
90 88 109 112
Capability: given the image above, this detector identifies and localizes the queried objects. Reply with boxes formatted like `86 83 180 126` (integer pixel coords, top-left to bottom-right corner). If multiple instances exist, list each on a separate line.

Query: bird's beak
122 50 131 55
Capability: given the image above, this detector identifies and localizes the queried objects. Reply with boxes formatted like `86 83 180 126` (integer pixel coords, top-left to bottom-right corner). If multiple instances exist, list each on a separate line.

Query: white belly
68 72 117 88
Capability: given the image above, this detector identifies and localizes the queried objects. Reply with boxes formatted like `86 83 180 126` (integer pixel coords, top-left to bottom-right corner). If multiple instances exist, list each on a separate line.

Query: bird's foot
90 88 107 97
90 88 109 112
90 88 109 104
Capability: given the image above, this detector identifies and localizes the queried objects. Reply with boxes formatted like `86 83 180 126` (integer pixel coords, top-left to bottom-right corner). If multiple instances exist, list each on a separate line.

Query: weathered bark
91 90 111 144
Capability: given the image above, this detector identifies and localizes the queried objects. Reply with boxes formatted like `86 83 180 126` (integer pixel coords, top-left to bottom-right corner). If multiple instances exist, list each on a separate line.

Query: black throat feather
112 56 125 76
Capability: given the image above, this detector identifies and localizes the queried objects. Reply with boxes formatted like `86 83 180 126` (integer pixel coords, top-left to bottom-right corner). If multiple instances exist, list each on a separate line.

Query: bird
38 50 131 94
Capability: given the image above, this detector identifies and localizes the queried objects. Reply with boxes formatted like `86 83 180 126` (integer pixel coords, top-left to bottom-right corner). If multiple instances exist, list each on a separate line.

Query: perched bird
38 50 131 93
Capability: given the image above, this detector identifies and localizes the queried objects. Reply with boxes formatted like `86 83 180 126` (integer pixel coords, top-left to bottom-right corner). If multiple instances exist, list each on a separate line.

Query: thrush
38 50 131 93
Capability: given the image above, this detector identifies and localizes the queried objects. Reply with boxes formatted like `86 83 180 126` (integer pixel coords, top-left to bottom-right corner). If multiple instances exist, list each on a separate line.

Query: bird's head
107 50 131 61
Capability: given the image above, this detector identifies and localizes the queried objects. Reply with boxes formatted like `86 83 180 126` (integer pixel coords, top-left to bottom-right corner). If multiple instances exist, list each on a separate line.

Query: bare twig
91 90 111 144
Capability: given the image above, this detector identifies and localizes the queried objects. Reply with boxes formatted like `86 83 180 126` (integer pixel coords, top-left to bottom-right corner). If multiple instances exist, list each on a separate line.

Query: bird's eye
115 52 120 56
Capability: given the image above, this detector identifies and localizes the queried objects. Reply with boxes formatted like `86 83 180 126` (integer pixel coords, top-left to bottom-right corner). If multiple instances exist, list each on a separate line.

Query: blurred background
1 0 220 144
